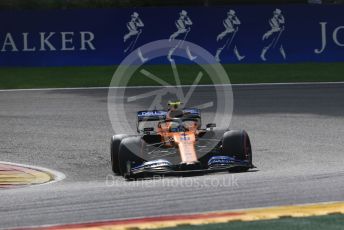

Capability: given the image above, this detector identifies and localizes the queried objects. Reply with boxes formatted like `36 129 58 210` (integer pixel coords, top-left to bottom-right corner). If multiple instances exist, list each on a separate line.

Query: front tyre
110 134 130 175
118 136 144 179
222 130 253 172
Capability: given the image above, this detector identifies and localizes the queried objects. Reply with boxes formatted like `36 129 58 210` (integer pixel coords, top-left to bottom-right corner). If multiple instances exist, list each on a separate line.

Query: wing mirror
143 127 154 134
206 123 216 130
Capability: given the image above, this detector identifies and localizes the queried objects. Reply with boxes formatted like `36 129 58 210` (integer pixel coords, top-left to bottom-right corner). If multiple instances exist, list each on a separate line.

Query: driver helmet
168 100 181 109
167 101 183 118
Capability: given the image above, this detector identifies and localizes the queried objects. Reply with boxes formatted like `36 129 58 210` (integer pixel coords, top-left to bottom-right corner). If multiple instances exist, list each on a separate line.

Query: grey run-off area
0 83 343 229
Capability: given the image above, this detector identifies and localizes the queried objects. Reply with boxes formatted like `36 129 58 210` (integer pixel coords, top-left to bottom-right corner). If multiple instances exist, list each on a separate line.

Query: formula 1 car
110 101 254 179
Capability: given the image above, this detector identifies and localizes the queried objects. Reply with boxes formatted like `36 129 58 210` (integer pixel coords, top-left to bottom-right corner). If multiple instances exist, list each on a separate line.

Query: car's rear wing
137 108 201 134
137 110 167 122
137 108 201 122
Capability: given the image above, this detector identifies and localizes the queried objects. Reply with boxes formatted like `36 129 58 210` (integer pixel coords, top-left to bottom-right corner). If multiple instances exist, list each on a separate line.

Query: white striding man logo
215 10 245 62
168 10 197 62
260 8 286 61
123 12 148 63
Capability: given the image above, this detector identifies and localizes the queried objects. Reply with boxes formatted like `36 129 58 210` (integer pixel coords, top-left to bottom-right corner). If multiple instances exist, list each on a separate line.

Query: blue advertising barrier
0 5 343 66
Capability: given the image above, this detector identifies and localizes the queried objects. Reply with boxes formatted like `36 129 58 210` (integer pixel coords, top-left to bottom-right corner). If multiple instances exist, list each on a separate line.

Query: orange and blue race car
110 101 254 179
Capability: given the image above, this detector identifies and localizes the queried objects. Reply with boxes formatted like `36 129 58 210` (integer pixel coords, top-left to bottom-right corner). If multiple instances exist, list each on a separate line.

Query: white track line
0 161 65 186
0 81 344 92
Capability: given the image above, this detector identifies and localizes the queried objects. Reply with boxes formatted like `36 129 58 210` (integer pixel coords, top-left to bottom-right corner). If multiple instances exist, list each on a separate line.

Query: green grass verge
158 214 344 230
0 63 344 89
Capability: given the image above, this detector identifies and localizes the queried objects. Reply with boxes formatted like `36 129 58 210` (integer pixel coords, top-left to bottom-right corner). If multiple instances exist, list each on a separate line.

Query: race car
110 101 254 179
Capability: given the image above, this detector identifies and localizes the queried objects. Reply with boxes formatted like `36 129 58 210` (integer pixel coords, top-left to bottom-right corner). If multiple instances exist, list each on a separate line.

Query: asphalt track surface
0 83 344 229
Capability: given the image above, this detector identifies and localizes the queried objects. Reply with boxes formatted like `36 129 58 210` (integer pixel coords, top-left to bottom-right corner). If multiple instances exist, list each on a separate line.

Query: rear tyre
222 130 252 172
118 136 145 179
110 134 130 175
